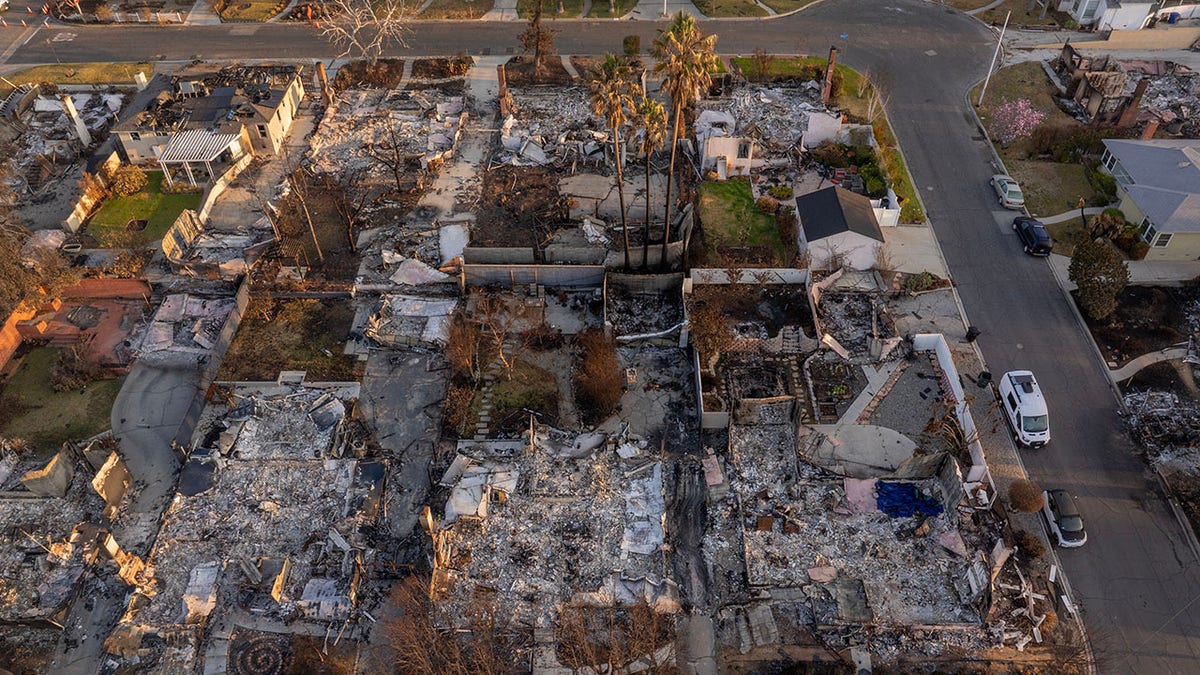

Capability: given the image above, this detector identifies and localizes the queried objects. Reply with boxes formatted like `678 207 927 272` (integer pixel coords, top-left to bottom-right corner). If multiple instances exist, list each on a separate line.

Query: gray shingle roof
795 186 884 243
1103 139 1200 195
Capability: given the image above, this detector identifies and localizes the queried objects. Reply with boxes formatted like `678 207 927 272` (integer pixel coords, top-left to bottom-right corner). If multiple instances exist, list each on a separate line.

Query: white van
998 370 1050 448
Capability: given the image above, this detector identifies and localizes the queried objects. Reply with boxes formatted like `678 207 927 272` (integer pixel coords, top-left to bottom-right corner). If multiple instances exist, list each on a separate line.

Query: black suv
1013 217 1053 256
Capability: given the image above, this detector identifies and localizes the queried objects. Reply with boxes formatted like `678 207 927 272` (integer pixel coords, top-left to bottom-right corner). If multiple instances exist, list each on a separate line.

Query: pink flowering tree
988 99 1046 146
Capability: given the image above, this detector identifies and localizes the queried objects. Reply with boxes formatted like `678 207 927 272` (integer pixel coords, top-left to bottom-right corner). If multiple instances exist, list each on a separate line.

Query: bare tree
518 0 557 72
364 124 424 196
320 0 411 67
865 68 894 123
476 293 535 379
323 168 370 253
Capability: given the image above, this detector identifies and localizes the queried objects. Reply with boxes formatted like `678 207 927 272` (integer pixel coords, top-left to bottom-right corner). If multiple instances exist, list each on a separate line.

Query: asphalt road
8 1 1200 671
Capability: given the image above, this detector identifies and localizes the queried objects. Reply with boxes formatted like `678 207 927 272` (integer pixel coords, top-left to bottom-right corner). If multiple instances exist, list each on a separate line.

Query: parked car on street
1013 217 1053 256
991 174 1025 210
1043 489 1087 547
998 370 1050 447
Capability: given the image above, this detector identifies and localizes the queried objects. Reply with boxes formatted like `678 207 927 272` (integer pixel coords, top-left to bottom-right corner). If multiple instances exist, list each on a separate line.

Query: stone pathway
481 0 520 21
184 0 222 25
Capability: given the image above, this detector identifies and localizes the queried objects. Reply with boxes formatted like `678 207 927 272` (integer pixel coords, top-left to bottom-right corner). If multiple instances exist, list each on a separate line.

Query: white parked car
991 174 1025 210
998 370 1050 448
1043 489 1087 548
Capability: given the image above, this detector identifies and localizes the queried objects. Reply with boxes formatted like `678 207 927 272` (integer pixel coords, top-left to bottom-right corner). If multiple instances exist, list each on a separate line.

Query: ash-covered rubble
698 84 846 157
1143 70 1200 127
109 383 383 671
353 205 463 290
429 424 679 629
0 446 115 626
706 399 989 631
137 292 236 355
812 269 901 363
498 88 611 167
161 211 276 279
1125 390 1200 467
3 90 123 194
309 88 468 180
364 293 458 349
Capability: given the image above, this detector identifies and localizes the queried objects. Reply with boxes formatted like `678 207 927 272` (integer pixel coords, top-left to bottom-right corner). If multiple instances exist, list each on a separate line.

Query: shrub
443 383 476 437
1130 241 1150 260
1011 529 1046 558
446 313 483 382
776 206 798 255
1008 479 1045 513
521 322 564 351
688 301 733 364
623 35 640 56
988 99 1046 147
110 166 147 196
767 185 793 200
50 347 102 392
1069 239 1130 320
755 195 780 215
860 163 887 198
903 271 938 293
810 141 849 168
1091 171 1117 203
574 329 623 425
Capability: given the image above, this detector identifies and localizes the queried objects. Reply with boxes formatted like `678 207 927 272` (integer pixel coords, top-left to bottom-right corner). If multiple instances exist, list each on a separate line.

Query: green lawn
0 348 123 450
585 0 638 17
517 0 584 18
88 171 202 248
699 180 787 265
970 63 1102 223
419 0 494 19
976 0 1067 26
0 62 153 100
693 0 768 17
219 0 284 21
758 0 819 13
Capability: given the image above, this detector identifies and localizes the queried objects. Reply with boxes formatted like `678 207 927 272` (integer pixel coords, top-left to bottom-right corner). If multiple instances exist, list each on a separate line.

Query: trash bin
1167 12 1180 24
977 371 992 388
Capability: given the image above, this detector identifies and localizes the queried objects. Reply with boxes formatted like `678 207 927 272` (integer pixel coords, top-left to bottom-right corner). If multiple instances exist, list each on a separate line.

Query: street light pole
977 10 1011 107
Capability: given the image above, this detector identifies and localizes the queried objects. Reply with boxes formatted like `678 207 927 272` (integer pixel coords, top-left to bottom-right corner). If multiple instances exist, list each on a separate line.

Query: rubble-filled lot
118 384 381 666
1076 284 1194 367
0 451 107 625
217 298 357 382
472 165 570 248
432 425 677 628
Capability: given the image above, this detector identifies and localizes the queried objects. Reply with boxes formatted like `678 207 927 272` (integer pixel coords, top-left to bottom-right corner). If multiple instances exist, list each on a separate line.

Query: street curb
965 81 1097 675
1155 466 1200 564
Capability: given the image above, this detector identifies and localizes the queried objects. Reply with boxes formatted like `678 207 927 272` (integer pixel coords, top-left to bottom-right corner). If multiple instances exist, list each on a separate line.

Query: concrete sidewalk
1049 253 1200 288
881 224 950 277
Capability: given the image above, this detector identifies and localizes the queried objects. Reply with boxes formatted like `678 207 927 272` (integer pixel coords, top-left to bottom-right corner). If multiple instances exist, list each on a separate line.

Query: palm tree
589 54 642 271
632 95 667 270
651 12 719 270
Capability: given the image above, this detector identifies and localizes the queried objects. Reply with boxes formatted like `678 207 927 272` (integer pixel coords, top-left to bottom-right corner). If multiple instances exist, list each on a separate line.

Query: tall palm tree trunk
659 103 682 271
642 149 652 270
614 128 630 271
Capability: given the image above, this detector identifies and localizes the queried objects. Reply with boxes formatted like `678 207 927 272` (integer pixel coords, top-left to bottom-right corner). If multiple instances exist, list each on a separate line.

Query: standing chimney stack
821 46 838 105
60 95 92 147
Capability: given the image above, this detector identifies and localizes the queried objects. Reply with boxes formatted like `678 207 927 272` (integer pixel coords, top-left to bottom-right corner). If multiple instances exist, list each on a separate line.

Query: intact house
1100 139 1200 261
1056 0 1156 30
113 64 305 186
795 185 885 270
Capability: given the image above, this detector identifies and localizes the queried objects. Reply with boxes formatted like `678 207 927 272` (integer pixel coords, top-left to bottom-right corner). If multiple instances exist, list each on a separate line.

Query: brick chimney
821 46 838 105
1117 78 1150 129
1141 118 1160 139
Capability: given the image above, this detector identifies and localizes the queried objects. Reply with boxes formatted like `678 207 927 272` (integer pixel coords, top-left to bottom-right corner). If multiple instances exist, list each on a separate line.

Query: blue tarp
875 481 944 518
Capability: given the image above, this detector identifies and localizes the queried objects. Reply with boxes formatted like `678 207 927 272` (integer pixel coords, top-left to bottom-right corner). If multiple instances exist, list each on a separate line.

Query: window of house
257 124 268 138
1102 150 1116 172
130 132 141 141
737 142 750 160
1154 233 1173 248
1143 223 1157 244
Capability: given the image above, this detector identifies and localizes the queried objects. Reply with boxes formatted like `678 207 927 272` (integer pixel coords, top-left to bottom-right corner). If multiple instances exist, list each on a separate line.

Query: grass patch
698 180 787 265
485 359 560 432
419 0 494 19
758 0 818 13
218 0 284 21
977 0 1067 26
517 0 584 18
585 0 638 17
692 0 768 17
88 171 202 248
0 348 123 450
217 298 358 382
970 63 1100 220
0 62 153 100
942 0 992 9
1044 218 1088 259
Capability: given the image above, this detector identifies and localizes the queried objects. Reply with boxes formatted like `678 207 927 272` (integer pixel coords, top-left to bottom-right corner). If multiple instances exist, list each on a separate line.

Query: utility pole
977 11 1011 107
